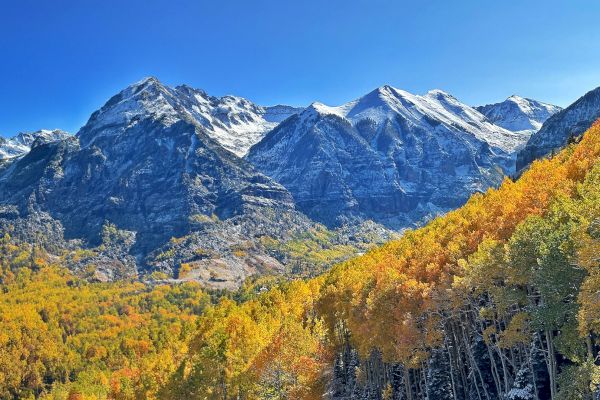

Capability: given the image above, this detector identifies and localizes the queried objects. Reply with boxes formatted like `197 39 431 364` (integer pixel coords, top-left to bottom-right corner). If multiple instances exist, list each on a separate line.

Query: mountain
0 78 582 284
247 85 528 229
476 95 561 134
173 85 301 156
517 86 600 172
0 129 69 159
0 77 312 285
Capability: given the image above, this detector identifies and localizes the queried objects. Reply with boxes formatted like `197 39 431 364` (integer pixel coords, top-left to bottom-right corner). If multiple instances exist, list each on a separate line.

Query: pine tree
506 366 535 400
426 347 453 400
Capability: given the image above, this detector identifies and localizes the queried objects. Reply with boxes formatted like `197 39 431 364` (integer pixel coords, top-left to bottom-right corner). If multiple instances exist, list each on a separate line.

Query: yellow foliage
0 244 209 399
318 122 600 363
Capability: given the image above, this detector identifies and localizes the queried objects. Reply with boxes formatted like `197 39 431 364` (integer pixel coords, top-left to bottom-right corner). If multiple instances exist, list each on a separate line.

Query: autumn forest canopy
0 117 599 399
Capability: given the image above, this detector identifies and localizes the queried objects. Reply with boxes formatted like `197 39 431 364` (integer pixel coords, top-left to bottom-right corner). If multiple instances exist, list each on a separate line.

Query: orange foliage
318 122 600 363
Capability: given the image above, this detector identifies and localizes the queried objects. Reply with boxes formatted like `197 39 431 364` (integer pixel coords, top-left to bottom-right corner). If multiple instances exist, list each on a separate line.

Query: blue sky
1 0 600 136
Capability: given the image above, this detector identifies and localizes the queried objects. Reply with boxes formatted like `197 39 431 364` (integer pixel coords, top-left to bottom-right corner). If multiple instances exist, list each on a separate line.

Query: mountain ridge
476 94 561 135
246 84 541 230
0 129 70 159
517 85 600 172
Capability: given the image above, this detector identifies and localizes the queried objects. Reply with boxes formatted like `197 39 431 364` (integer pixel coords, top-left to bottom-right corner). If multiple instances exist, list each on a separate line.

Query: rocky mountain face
247 85 530 229
476 95 561 135
0 77 576 286
0 129 69 159
0 78 314 286
149 82 301 156
517 86 600 172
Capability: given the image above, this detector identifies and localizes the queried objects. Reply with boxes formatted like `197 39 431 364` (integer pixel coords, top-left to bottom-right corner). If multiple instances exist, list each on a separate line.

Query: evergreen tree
426 347 453 400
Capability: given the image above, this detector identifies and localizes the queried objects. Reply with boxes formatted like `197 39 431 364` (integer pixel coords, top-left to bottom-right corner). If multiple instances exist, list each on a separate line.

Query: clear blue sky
1 0 600 136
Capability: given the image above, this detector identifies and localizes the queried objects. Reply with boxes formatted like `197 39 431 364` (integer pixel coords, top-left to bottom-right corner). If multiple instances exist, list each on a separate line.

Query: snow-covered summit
517 86 600 172
0 129 69 159
78 77 302 156
476 95 561 135
301 84 528 153
247 84 531 230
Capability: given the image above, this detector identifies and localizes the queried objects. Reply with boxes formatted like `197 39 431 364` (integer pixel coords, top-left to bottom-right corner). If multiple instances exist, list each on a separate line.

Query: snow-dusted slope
0 129 69 159
330 86 528 152
476 95 561 135
177 86 302 156
247 85 525 229
517 86 600 172
0 77 312 285
81 77 301 156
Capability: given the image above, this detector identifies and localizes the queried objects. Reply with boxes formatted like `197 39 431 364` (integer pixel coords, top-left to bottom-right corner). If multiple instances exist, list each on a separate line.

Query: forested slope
0 240 209 399
315 121 600 399
1 122 600 399
170 121 600 399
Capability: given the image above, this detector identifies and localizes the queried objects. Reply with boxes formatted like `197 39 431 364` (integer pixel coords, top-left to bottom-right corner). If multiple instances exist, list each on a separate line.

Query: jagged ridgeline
165 122 600 399
517 86 600 173
0 78 392 287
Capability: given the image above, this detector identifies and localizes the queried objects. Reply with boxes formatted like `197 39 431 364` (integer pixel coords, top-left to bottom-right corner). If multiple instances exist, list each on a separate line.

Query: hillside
2 118 599 399
171 120 600 399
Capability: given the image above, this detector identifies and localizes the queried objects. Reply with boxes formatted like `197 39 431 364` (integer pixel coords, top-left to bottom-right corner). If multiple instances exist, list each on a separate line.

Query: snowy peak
301 102 344 119
295 85 526 153
0 129 70 159
78 77 302 156
298 85 420 125
476 95 561 133
517 85 600 172
340 85 415 123
425 88 454 98
507 94 526 102
247 84 536 230
77 77 185 147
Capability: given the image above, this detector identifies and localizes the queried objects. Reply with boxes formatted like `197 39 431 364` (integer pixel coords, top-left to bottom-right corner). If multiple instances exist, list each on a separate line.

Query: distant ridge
517 86 600 172
247 84 533 229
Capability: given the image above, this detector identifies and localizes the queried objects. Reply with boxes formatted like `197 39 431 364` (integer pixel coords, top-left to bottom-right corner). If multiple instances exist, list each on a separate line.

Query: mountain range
2 77 596 286
0 129 69 159
247 86 535 229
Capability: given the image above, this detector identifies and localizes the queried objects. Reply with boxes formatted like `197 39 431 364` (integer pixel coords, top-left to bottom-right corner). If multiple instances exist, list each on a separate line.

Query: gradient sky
2 0 600 136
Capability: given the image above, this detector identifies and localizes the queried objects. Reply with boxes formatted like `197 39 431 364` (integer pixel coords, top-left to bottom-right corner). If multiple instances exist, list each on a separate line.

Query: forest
1 121 600 399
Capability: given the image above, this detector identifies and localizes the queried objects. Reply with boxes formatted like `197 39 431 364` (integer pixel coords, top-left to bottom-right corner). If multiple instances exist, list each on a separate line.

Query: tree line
1 122 600 399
